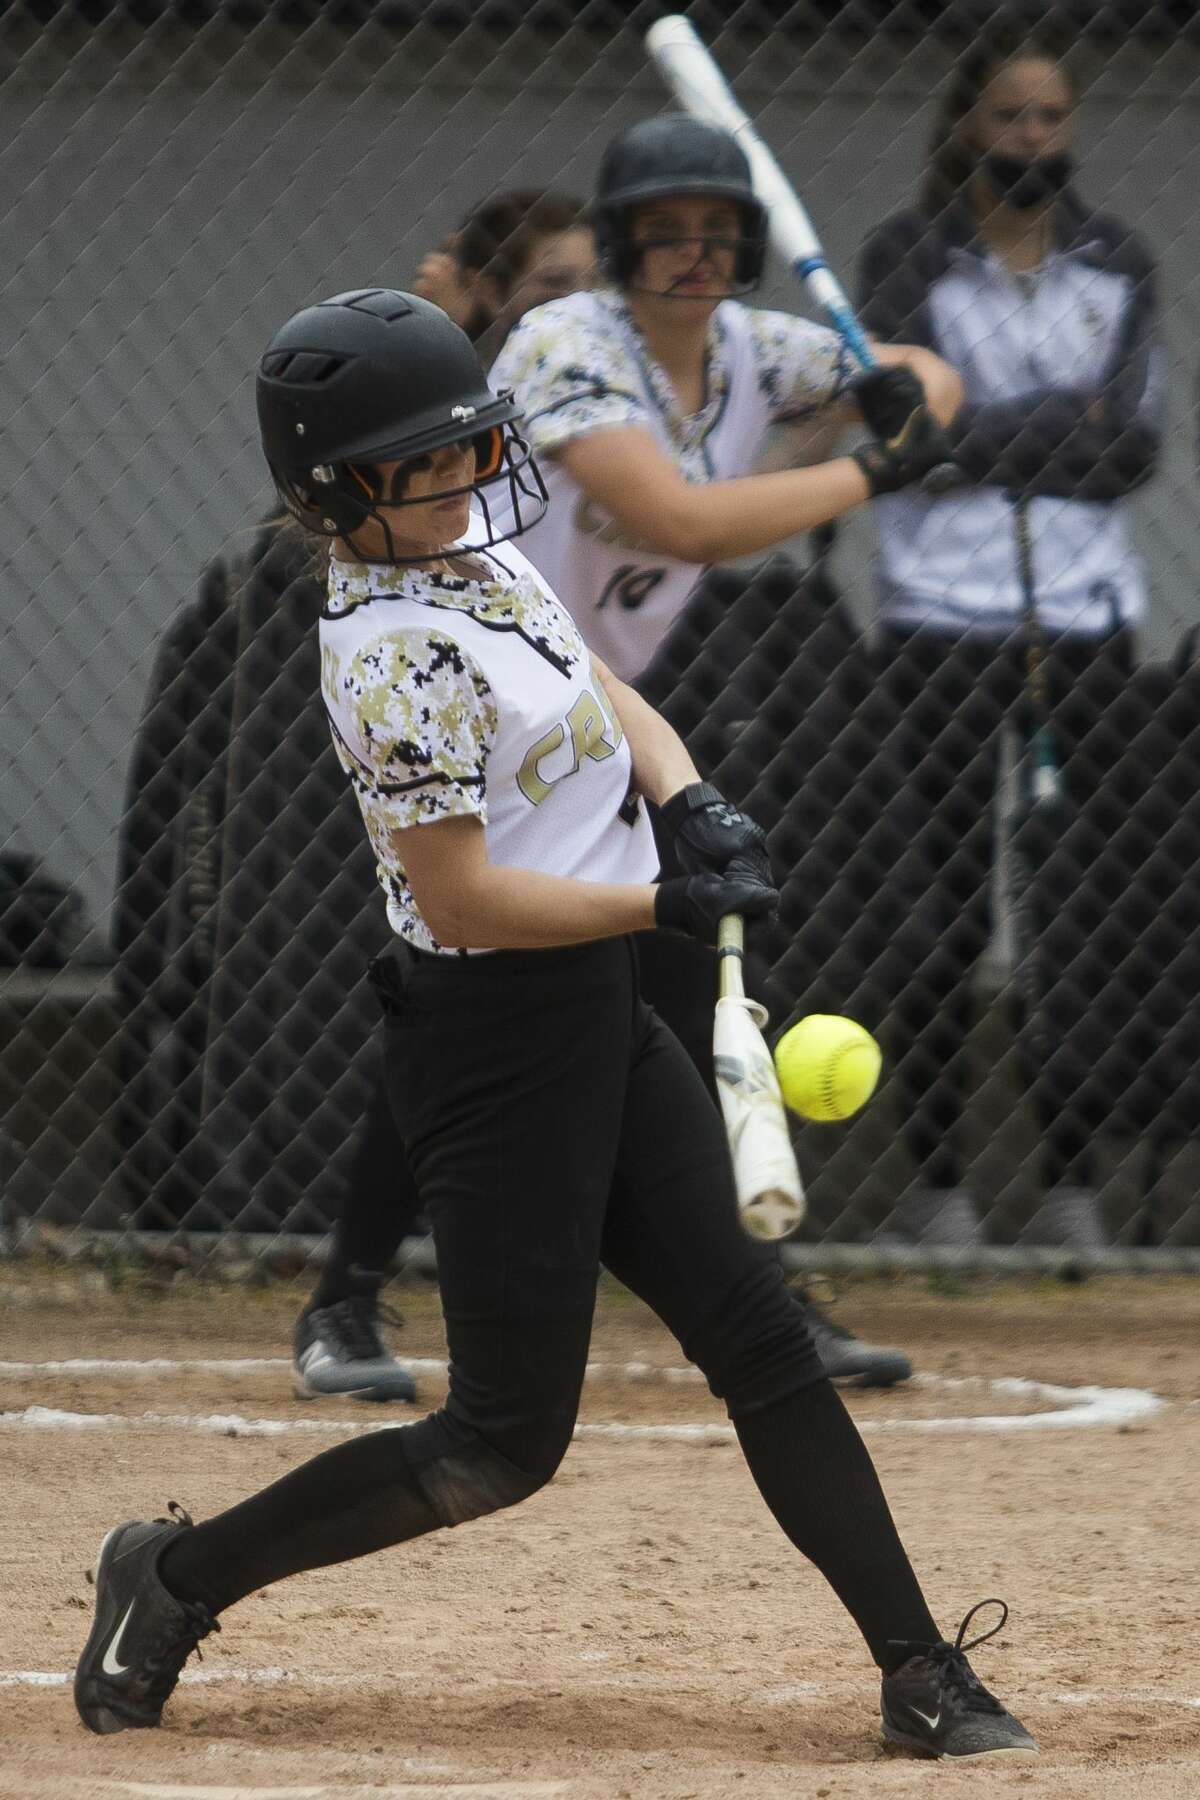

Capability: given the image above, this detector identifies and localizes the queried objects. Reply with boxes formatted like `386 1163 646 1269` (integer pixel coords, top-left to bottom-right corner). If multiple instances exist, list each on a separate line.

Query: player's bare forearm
389 813 656 950
558 428 873 565
591 657 698 805
682 457 874 562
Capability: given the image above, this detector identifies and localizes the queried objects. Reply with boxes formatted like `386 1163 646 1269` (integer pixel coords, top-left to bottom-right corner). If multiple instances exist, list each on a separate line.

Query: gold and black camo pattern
321 558 597 952
492 290 852 478
327 560 582 677
331 627 498 821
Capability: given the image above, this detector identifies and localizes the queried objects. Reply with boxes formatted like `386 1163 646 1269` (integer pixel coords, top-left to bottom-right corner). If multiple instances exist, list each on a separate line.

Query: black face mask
983 151 1073 210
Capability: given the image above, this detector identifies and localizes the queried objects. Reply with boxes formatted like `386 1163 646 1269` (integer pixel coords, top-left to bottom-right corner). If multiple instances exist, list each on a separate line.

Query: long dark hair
920 18 1076 219
456 190 587 295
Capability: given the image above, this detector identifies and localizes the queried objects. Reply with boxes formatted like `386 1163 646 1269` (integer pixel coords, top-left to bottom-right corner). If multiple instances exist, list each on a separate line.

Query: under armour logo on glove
660 782 774 887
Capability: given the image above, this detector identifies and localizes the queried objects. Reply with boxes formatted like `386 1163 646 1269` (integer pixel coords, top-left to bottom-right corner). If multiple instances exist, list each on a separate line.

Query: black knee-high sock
159 1427 440 1616
162 1382 937 1668
733 1378 939 1673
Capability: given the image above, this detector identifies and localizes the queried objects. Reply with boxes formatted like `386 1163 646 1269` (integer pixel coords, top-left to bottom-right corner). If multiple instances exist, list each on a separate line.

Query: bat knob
741 1189 805 1241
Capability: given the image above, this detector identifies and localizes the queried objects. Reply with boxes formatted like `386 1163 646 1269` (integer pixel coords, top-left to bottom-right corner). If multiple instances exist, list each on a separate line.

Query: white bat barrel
714 916 806 1242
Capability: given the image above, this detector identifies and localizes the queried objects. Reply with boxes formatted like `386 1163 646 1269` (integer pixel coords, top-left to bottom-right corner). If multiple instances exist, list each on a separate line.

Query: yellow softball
772 1015 882 1122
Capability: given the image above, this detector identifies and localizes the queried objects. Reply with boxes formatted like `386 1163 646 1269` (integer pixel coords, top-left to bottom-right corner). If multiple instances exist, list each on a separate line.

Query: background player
411 187 596 364
74 290 1035 1764
488 115 962 678
857 21 1161 1242
293 115 965 1396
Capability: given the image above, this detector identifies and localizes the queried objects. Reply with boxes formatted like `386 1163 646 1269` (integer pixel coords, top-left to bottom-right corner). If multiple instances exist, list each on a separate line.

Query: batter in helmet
592 114 768 294
257 287 547 564
71 270 1033 1772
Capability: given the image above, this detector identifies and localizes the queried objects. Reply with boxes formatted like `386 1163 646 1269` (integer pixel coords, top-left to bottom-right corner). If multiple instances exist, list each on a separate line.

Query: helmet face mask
592 117 769 295
326 423 512 512
257 290 548 562
603 220 766 297
271 424 546 564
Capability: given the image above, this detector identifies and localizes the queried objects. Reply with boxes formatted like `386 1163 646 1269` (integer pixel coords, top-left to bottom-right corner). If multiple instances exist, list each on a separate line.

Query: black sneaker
881 1599 1038 1759
797 1288 913 1388
293 1294 417 1403
74 1503 218 1734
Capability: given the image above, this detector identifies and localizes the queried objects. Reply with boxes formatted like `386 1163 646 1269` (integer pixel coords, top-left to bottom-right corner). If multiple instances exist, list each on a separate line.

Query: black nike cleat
881 1599 1039 1759
293 1295 417 1403
74 1503 218 1734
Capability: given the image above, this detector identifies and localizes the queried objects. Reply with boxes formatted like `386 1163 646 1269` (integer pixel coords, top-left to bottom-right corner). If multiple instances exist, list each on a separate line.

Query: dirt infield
1 1267 1197 1800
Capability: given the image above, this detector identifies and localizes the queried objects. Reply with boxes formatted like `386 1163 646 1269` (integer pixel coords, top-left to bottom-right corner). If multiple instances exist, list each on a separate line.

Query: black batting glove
654 856 779 945
854 366 926 439
659 782 774 887
850 366 959 498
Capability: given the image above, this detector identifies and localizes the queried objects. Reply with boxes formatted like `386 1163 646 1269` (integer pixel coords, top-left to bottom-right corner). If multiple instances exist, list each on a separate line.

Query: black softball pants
308 929 733 1306
879 623 1134 1188
161 936 938 1670
374 936 813 1477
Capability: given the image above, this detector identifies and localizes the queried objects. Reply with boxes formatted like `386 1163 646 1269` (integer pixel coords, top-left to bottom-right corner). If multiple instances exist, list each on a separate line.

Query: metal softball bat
713 913 806 1241
645 15 960 494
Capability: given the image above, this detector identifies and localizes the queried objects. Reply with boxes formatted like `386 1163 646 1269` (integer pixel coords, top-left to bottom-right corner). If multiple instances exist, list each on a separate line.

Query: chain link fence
4 0 1200 1271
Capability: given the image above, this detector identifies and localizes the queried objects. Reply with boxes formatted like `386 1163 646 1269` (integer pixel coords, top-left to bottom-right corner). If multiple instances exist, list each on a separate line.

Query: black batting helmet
256 288 545 558
593 115 768 291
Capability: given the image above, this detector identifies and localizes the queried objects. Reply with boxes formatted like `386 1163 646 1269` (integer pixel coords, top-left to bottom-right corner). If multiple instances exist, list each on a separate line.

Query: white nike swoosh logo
909 1703 942 1731
101 1600 137 1677
298 1342 336 1374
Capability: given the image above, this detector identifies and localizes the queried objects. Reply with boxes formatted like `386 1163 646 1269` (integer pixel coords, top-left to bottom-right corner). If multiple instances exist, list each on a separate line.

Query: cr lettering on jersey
517 681 624 806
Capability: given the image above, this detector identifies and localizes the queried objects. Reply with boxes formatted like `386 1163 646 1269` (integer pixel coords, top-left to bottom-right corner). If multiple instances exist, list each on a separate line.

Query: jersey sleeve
747 309 855 423
331 628 498 829
490 300 647 456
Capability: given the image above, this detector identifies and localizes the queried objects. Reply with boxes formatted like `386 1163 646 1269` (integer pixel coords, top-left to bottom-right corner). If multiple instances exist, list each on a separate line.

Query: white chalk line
1053 1690 1200 1710
0 1356 705 1385
0 1405 740 1442
81 1783 569 1800
0 1382 1165 1440
5 1667 1199 1716
0 1358 1170 1435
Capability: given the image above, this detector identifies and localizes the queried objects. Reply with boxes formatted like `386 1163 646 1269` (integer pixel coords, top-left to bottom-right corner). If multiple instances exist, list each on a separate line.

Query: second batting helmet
593 115 768 290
